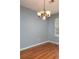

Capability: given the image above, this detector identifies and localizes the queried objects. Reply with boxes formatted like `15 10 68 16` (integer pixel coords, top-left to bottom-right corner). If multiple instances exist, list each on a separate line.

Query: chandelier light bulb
37 12 41 16
46 11 51 17
42 16 46 20
46 11 50 14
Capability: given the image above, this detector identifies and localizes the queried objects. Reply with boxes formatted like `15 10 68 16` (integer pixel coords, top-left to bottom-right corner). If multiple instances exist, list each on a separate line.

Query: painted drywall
20 6 48 49
20 6 59 49
48 13 59 42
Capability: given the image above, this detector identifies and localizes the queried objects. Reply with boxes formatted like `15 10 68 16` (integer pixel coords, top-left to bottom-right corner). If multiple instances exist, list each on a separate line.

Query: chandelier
37 0 51 20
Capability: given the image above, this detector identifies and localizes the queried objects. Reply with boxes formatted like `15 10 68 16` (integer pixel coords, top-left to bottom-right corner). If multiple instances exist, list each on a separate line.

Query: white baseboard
20 41 49 51
47 40 59 45
20 40 59 51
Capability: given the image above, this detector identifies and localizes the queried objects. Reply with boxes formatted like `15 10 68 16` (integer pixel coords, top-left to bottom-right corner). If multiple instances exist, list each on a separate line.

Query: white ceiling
20 0 59 14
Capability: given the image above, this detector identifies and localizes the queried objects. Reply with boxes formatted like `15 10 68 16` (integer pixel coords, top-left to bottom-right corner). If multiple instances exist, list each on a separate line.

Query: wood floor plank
20 42 59 59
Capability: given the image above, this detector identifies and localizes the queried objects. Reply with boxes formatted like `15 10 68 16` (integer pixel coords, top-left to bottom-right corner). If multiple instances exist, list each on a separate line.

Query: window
55 18 59 37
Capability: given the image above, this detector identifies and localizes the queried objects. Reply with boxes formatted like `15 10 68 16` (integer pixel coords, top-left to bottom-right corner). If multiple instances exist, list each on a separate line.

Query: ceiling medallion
37 0 51 20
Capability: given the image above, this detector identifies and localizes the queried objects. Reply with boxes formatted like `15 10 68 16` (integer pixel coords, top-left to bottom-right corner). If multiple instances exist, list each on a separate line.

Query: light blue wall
20 6 59 49
48 14 59 42
20 6 48 49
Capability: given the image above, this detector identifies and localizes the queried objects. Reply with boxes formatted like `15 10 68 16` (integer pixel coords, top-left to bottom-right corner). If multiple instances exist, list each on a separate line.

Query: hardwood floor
20 42 59 59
